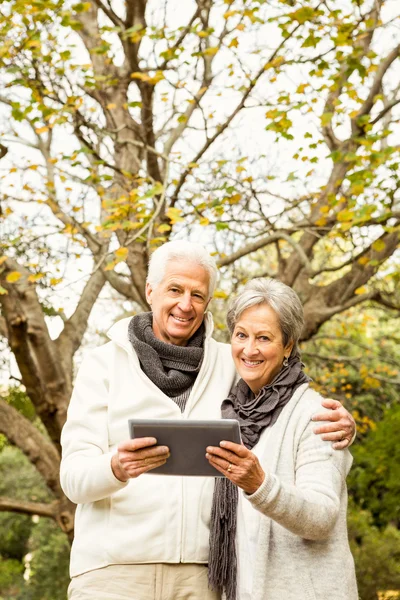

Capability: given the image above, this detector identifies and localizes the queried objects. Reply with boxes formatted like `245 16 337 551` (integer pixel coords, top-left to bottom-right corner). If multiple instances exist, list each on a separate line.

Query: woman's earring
283 357 289 367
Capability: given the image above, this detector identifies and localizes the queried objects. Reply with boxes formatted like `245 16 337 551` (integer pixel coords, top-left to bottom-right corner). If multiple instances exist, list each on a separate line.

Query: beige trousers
68 563 221 600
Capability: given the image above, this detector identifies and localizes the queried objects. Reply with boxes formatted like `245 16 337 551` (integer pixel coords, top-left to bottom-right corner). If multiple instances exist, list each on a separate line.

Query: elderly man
60 240 355 600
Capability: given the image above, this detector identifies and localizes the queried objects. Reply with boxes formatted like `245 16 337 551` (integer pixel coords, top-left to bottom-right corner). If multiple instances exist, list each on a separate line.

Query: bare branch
158 7 200 71
0 497 57 519
56 268 106 363
0 316 7 338
169 21 302 207
355 43 400 121
370 97 400 125
102 270 147 308
217 231 312 272
92 0 125 29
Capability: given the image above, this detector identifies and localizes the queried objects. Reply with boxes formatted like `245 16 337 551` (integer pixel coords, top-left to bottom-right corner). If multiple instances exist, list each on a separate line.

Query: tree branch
169 21 302 207
0 399 62 497
0 497 57 519
0 259 71 446
355 43 400 121
56 267 106 365
92 0 125 29
217 231 312 272
0 143 8 159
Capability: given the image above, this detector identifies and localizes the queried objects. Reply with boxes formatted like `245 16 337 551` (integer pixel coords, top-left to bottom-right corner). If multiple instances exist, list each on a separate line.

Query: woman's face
231 303 293 394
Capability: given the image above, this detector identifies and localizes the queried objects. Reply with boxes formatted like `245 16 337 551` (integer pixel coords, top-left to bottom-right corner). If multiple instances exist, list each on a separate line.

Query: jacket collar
107 311 215 353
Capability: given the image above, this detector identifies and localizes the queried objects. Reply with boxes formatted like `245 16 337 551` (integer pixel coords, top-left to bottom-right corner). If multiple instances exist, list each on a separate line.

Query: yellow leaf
296 83 308 94
115 247 129 260
337 209 353 222
357 256 369 266
107 103 116 109
0 256 8 266
166 207 184 224
355 286 367 295
35 126 49 134
0 286 8 295
104 260 117 271
50 277 62 285
203 47 219 56
229 38 238 48
372 239 386 252
6 271 21 283
28 273 45 282
199 217 210 226
228 194 242 204
213 290 228 299
156 224 171 233
314 217 327 227
9 167 17 173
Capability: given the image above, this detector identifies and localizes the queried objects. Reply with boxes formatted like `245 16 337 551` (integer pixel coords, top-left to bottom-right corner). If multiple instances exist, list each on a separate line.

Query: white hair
227 278 305 353
146 240 219 299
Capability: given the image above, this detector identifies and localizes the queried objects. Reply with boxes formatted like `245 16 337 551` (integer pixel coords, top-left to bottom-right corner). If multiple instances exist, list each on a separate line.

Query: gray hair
147 240 219 299
227 278 304 353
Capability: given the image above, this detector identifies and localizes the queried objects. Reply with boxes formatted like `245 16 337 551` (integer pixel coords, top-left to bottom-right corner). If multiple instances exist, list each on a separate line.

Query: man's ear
145 282 152 305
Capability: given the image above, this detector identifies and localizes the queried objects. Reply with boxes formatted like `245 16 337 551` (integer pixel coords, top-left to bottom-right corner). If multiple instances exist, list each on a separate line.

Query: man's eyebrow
167 281 183 287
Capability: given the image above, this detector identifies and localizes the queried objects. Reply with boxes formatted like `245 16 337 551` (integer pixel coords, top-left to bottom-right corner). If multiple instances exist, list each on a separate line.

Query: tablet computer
128 419 241 477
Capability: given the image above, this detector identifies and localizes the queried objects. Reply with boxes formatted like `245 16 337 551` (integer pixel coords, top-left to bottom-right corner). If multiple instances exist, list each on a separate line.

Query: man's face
146 260 211 346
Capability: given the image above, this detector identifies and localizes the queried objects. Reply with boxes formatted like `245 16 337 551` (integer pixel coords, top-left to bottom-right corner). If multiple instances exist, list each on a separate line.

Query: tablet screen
128 419 241 477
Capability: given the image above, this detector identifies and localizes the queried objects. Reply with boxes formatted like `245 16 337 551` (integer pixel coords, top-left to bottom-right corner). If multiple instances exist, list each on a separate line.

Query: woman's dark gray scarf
128 312 205 397
208 353 310 600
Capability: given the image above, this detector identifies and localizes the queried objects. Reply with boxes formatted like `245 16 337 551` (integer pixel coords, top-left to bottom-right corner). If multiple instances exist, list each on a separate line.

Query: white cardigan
244 383 358 600
60 314 236 577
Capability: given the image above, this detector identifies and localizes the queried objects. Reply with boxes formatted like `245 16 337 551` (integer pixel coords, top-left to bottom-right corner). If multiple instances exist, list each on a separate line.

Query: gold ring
227 463 232 473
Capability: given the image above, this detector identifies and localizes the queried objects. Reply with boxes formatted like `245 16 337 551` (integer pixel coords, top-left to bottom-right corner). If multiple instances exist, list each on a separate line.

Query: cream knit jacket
243 383 358 600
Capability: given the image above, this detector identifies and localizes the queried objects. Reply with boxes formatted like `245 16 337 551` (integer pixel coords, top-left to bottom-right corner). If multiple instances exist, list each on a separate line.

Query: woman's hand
111 437 170 482
206 441 265 495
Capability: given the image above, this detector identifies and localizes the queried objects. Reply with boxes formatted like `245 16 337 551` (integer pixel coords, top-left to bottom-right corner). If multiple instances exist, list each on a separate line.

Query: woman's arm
206 422 352 540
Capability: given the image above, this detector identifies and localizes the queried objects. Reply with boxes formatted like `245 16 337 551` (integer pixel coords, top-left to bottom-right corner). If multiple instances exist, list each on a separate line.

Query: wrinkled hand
111 437 170 482
312 398 356 449
206 441 265 495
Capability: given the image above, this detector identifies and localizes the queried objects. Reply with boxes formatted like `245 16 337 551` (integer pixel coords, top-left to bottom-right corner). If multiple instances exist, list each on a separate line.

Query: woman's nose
243 339 259 356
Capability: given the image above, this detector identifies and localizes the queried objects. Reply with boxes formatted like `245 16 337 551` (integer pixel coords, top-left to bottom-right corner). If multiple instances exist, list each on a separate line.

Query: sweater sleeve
244 417 353 541
60 349 128 504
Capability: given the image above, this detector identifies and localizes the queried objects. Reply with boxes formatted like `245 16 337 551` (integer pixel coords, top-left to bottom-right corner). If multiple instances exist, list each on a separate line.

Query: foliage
0 558 24 600
304 306 400 429
0 446 68 600
349 404 400 529
348 502 400 600
20 519 70 600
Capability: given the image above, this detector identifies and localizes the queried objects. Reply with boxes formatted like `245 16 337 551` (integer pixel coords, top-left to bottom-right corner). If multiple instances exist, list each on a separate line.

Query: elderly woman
206 278 358 600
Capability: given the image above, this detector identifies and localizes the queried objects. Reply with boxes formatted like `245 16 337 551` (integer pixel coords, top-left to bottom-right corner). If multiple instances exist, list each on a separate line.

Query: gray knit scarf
208 353 311 600
128 312 205 398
